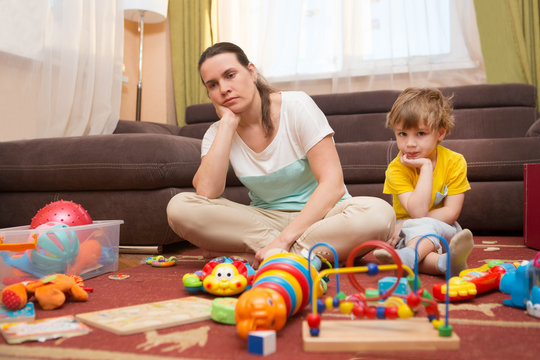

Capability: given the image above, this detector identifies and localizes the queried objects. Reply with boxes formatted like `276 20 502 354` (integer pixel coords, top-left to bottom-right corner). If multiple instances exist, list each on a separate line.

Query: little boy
374 87 473 276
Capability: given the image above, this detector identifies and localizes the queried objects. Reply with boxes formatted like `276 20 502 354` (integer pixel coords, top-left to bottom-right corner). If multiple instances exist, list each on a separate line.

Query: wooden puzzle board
76 296 212 335
302 318 460 352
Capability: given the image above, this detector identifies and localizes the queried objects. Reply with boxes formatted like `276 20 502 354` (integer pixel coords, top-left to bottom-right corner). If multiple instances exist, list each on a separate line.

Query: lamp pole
136 11 145 122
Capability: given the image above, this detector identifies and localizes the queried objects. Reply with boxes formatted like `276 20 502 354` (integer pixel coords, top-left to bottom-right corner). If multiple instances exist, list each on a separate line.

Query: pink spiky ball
30 200 93 229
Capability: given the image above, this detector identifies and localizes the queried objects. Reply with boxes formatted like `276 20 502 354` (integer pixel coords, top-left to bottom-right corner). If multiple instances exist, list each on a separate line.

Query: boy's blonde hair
386 87 455 133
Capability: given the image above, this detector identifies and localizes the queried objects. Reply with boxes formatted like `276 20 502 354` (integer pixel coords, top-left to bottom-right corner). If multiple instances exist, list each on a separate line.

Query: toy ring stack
144 255 177 267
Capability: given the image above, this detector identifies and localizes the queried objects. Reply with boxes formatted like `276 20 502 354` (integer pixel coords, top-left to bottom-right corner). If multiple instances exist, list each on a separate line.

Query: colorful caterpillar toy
234 252 324 339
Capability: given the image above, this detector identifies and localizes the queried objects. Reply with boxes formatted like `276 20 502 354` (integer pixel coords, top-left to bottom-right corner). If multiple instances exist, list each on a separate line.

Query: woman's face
199 52 258 114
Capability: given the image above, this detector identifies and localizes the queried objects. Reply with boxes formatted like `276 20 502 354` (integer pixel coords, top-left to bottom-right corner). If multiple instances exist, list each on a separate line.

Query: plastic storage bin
0 220 123 288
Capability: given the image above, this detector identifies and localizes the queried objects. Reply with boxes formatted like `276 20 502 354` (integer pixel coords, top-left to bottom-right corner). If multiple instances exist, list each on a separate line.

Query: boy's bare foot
449 229 474 276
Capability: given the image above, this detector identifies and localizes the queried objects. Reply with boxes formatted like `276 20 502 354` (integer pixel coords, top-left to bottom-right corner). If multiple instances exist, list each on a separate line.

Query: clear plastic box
0 220 123 288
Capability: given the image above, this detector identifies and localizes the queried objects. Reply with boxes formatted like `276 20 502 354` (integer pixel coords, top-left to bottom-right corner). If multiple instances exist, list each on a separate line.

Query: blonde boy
375 88 473 276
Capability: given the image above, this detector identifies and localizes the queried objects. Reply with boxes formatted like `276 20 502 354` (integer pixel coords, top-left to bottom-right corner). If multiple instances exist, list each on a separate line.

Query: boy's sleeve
383 160 415 195
447 154 471 195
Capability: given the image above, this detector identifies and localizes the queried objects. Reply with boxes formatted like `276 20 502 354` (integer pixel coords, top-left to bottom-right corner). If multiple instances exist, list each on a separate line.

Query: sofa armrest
113 120 183 135
0 134 202 192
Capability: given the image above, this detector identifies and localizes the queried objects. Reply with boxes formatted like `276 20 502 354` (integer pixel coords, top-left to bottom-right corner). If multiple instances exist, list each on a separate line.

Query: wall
121 19 176 125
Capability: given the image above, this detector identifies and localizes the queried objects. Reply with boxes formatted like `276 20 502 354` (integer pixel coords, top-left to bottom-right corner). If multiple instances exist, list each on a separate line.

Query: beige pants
166 192 395 263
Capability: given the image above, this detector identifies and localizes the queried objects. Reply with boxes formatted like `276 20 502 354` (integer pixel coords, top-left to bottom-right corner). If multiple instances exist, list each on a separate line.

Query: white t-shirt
201 91 350 210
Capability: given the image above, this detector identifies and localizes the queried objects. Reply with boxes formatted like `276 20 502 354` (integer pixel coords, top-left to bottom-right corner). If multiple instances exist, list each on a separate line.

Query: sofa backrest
181 83 538 142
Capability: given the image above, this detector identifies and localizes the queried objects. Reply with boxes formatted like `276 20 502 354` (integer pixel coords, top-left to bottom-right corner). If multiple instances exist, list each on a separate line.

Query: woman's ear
247 62 258 82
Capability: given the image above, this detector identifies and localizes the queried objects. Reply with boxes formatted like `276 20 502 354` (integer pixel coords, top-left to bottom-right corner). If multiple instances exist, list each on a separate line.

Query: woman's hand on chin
215 104 240 128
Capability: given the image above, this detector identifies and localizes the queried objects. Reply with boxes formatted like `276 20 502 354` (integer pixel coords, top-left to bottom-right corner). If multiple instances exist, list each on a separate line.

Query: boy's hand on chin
400 153 431 169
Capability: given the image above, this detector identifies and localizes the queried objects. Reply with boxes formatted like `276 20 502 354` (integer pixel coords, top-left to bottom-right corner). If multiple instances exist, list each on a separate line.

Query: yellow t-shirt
383 145 471 220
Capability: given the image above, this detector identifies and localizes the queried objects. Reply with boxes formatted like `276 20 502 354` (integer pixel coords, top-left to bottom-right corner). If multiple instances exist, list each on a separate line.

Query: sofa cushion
0 134 202 192
337 137 540 185
181 83 538 143
443 137 540 181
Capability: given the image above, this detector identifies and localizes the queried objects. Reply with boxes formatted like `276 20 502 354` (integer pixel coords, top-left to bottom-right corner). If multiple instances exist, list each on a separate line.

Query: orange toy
1 274 89 311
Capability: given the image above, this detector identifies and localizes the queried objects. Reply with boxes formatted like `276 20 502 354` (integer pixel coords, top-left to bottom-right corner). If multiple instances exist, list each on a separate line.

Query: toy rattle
144 255 177 267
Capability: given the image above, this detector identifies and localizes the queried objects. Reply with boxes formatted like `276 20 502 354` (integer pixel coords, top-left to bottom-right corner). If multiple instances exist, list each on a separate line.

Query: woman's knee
349 197 395 240
166 192 204 225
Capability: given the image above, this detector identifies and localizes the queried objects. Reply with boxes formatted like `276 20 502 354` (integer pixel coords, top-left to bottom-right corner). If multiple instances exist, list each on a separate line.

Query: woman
167 42 395 268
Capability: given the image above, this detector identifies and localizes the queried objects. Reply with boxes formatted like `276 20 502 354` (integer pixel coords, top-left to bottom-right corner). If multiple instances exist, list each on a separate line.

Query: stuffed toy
1 274 90 311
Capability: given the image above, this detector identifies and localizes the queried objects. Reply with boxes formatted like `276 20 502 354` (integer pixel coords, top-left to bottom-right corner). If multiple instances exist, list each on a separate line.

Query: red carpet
0 236 539 360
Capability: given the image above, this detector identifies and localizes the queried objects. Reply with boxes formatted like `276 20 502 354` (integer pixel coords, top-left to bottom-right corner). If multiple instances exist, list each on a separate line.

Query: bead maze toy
302 236 460 353
182 256 256 296
234 252 324 339
432 260 518 302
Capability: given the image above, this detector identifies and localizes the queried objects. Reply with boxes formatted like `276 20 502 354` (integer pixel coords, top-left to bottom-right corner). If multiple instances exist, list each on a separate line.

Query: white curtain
217 0 486 95
0 0 124 142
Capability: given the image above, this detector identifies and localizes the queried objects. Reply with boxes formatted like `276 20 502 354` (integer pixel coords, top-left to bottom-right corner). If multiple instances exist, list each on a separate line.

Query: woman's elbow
329 180 346 202
193 180 224 199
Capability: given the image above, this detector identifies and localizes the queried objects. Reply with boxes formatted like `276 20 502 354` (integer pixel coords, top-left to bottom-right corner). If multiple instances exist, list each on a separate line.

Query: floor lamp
123 0 168 122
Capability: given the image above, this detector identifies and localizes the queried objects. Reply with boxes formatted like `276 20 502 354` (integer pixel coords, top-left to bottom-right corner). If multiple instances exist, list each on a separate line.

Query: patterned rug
0 236 539 360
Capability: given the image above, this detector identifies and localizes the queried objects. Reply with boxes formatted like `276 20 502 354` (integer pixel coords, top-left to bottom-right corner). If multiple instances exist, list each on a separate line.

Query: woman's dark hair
199 42 275 137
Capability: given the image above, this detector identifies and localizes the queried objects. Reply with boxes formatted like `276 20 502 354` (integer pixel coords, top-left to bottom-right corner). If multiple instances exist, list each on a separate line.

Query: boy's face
394 122 446 162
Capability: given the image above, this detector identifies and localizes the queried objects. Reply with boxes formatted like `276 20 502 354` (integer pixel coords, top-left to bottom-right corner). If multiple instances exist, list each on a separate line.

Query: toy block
378 276 410 296
248 330 276 356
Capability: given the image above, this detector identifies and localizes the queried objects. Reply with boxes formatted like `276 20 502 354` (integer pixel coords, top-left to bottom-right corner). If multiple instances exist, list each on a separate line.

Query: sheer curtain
0 0 124 142
217 0 486 94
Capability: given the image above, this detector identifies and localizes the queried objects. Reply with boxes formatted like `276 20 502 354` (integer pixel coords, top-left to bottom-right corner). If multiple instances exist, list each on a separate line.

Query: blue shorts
396 217 462 254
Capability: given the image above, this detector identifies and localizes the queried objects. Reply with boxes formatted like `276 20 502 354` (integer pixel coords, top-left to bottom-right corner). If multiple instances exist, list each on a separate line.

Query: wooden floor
117 242 199 270
118 253 149 271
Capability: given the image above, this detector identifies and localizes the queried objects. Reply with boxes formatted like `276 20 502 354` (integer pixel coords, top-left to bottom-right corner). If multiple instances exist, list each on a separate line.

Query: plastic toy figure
182 256 256 296
432 260 518 301
235 252 323 339
500 253 540 318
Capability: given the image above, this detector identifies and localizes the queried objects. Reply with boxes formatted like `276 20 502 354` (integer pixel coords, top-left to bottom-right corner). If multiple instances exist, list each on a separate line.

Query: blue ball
376 306 386 319
367 262 379 276
316 299 326 314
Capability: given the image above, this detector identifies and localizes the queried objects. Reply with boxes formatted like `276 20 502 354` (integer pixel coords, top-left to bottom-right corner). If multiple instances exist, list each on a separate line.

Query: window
217 0 485 91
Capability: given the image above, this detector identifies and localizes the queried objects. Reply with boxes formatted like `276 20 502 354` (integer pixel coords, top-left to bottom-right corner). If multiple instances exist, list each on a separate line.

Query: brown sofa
1 83 539 250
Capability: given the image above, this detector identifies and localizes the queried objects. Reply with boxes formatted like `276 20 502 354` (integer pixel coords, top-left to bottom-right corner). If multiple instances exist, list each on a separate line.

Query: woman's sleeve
200 122 219 157
292 92 335 154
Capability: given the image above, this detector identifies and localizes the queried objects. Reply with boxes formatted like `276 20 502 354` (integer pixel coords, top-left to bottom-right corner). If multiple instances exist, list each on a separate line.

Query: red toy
30 200 93 229
433 260 518 301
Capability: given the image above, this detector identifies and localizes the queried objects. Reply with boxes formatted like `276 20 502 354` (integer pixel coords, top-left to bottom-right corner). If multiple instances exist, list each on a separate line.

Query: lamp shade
123 0 168 23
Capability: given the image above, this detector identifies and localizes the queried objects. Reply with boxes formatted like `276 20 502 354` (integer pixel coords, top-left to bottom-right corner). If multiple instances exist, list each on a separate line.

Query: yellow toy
1 274 89 311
